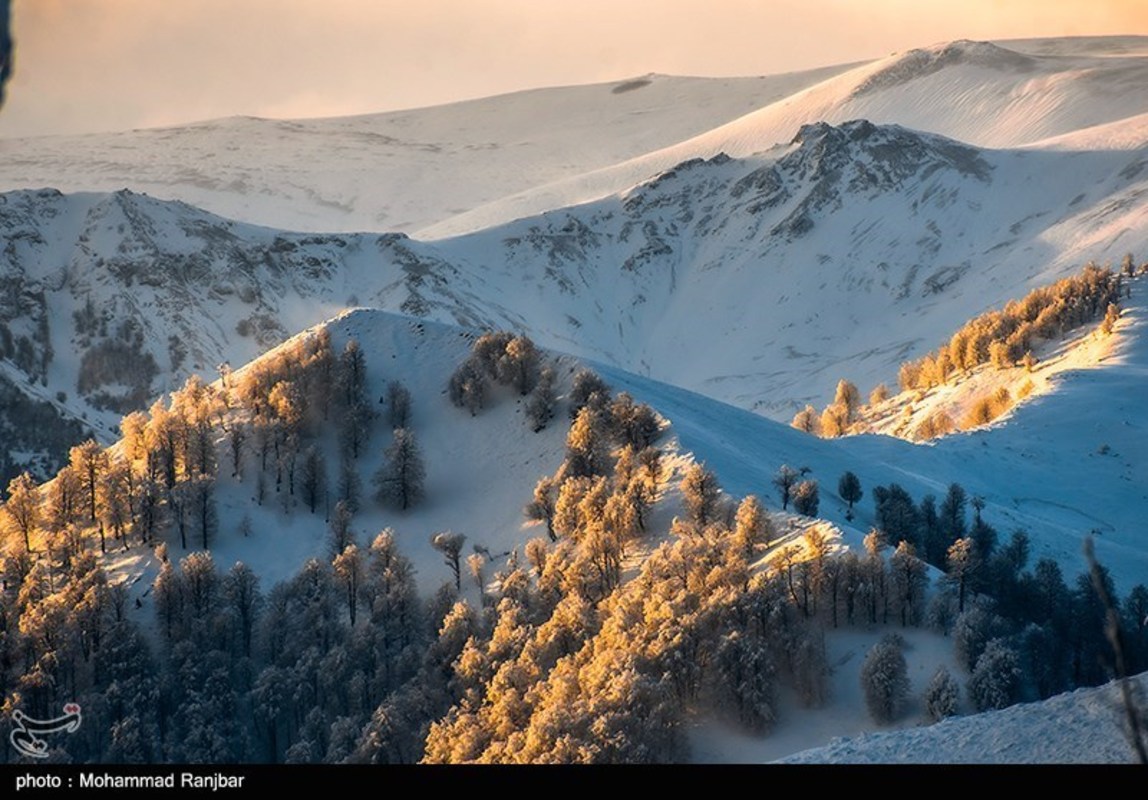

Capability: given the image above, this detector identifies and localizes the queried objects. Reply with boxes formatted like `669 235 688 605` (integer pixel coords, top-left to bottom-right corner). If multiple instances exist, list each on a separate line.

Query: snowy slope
98 305 1148 764
422 121 1148 418
4 37 1145 243
424 36 1148 237
0 70 851 236
3 111 1146 484
778 673 1148 764
111 309 574 600
598 275 1148 595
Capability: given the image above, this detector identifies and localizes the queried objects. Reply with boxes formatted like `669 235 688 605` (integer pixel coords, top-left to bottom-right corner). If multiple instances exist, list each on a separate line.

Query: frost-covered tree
790 405 820 435
953 600 1002 672
968 638 1022 711
448 360 486 416
498 334 541 395
609 393 661 449
328 500 355 558
431 531 467 591
792 480 819 517
223 562 262 660
568 369 610 419
924 665 960 721
713 630 777 733
524 476 559 541
860 634 909 724
524 365 557 432
563 405 611 479
733 494 770 559
71 439 108 534
373 428 426 511
332 544 363 627
338 339 367 409
834 379 861 423
890 541 928 627
336 456 361 514
3 471 40 551
946 537 981 614
681 462 721 527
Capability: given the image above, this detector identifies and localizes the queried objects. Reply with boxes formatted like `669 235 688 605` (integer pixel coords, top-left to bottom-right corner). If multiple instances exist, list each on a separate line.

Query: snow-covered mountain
102 304 1148 762
0 70 852 236
2 36 1147 764
4 37 1146 242
3 105 1146 486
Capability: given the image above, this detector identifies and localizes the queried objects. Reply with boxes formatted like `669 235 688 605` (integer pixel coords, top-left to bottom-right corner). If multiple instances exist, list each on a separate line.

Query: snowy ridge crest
851 40 1035 99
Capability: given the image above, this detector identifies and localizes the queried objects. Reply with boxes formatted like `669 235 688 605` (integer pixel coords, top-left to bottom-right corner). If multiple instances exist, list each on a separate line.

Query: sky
3 0 1148 138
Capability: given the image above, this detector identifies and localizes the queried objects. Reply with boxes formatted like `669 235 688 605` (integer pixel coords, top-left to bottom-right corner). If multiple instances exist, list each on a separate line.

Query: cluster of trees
0 322 431 566
3 313 1147 761
795 263 1129 440
76 318 160 413
854 477 1148 720
899 264 1123 391
790 379 862 439
448 332 558 432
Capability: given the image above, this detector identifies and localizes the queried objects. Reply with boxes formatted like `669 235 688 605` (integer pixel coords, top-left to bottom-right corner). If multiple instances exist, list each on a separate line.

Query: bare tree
373 428 426 510
773 465 799 511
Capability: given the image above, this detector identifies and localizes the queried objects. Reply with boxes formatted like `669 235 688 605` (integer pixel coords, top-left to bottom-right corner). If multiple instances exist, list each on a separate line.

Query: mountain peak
785 119 992 184
852 39 1033 99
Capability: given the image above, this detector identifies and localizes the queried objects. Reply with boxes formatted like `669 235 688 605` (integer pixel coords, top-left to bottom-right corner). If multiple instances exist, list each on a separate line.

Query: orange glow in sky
4 0 1148 137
